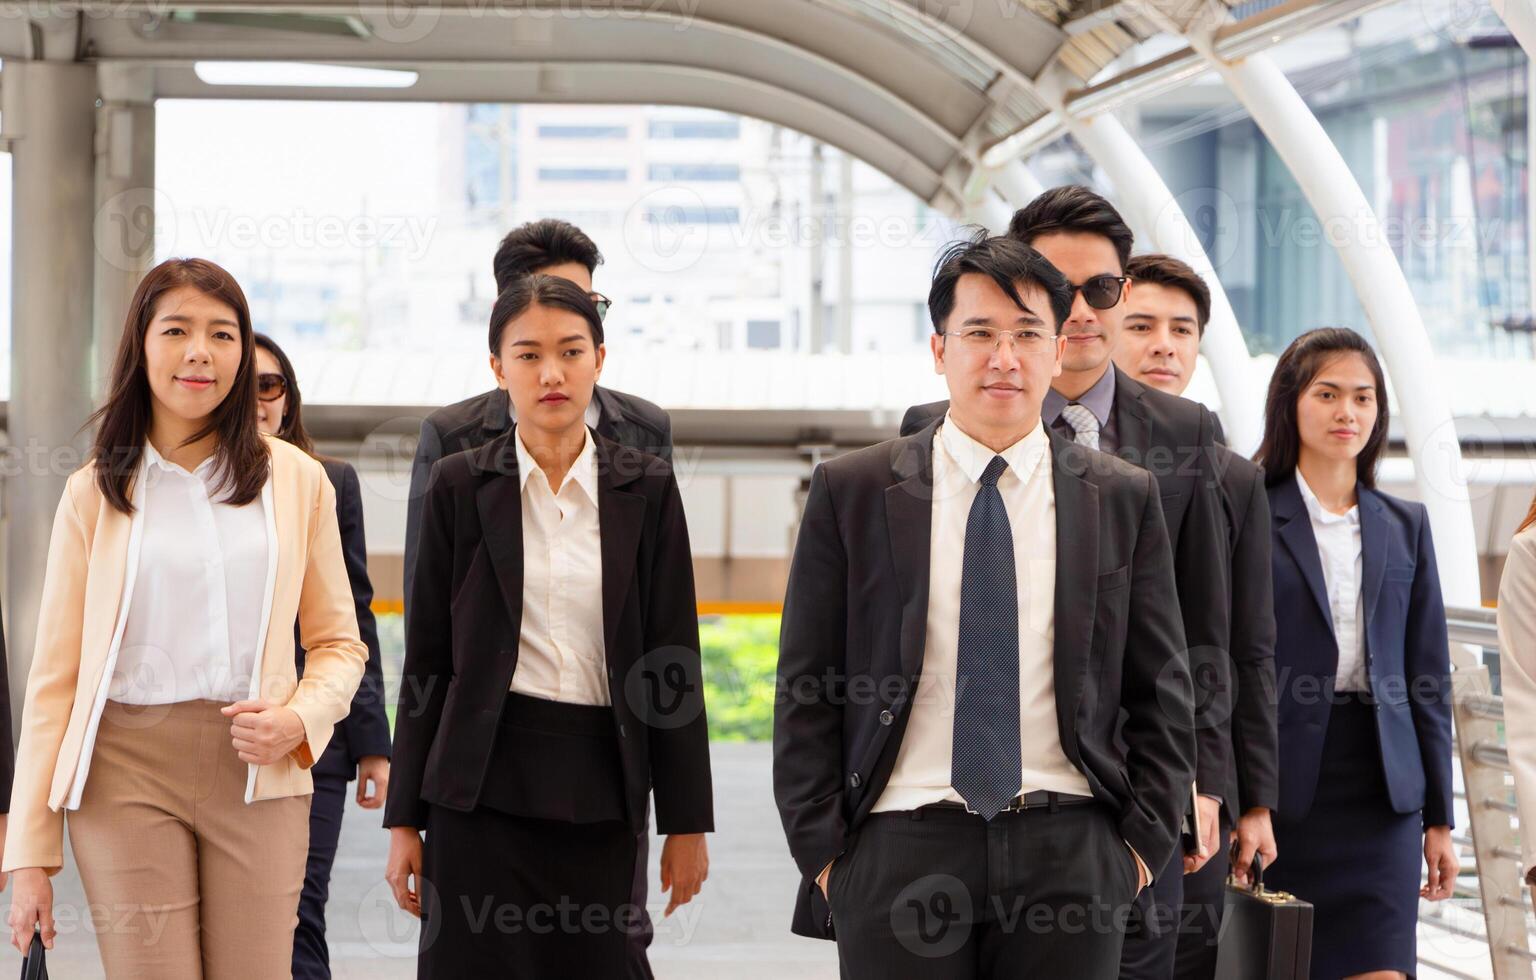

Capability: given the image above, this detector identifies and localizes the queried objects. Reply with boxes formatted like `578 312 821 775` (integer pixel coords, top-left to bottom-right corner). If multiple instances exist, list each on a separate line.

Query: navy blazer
1267 475 1453 827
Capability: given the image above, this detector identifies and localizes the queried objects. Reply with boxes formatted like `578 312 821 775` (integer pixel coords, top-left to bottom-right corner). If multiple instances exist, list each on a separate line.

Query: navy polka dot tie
950 454 1022 820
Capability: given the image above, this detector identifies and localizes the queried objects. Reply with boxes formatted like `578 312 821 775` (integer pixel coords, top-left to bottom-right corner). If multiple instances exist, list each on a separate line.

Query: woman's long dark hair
1519 493 1536 535
1253 327 1389 490
88 258 268 514
253 333 316 456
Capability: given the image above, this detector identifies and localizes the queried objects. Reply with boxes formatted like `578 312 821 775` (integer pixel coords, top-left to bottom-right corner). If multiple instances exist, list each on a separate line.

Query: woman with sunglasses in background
384 274 713 977
4 258 367 976
254 333 392 980
1256 327 1456 980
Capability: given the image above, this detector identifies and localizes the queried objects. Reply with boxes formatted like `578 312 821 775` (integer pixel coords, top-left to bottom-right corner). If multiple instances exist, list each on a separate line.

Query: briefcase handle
1229 839 1267 894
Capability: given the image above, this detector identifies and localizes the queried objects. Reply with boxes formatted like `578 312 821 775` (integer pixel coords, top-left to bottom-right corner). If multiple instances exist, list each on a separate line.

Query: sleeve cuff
1126 840 1152 889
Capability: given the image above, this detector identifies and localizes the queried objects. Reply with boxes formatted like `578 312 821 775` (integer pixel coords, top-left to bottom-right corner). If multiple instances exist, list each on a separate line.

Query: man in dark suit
775 232 1196 976
400 218 671 979
1113 254 1279 979
898 188 1230 980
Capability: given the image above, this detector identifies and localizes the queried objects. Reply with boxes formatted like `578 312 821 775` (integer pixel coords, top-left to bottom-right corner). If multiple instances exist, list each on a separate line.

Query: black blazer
1213 448 1279 813
0 599 12 813
403 386 673 632
1268 476 1454 826
773 419 1196 940
384 427 713 837
900 366 1233 817
295 458 392 778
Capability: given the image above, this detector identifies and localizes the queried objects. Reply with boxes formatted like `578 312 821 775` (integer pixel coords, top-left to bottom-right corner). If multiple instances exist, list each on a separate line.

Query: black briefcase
1214 850 1313 980
19 930 46 980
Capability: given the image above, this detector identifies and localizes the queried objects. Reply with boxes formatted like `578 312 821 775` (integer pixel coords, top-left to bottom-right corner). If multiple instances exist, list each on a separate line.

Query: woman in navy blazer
1255 327 1456 980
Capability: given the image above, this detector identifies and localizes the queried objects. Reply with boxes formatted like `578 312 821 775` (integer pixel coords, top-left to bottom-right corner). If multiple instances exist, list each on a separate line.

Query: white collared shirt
110 442 269 705
510 426 609 706
1296 470 1367 692
872 412 1092 813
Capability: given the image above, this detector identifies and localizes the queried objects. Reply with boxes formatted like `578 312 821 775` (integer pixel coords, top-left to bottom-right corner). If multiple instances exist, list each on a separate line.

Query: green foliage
700 614 780 742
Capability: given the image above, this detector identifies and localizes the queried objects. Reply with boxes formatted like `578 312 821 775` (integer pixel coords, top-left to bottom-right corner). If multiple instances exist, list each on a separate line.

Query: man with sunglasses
402 217 672 980
902 187 1231 980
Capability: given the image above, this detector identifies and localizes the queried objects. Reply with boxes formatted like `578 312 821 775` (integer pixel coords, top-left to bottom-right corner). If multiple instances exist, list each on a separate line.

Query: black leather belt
924 790 1097 815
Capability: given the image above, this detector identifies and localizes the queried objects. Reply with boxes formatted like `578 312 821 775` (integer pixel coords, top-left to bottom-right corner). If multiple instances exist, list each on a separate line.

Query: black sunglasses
257 373 288 402
590 292 612 322
1071 275 1129 310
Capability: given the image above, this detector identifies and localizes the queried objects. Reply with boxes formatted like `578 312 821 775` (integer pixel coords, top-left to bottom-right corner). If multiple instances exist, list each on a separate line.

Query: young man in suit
775 232 1196 977
401 218 670 980
1114 254 1280 979
899 189 1231 980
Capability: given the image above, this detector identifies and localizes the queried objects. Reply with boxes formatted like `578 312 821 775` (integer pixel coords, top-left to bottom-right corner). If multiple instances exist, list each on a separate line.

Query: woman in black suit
383 274 713 977
253 333 393 980
1255 327 1456 979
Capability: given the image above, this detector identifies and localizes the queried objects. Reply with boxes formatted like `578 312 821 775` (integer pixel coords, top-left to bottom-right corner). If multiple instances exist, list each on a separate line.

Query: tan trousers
66 699 311 980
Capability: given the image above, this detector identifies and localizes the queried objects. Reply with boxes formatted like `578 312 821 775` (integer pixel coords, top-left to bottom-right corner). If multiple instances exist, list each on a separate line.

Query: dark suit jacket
1213 448 1279 813
1268 475 1453 826
295 458 392 778
404 386 672 632
773 419 1196 940
0 599 12 813
384 428 713 837
900 366 1232 818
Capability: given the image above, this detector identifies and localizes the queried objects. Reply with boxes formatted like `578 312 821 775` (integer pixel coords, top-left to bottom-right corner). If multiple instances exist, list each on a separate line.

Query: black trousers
1171 813 1233 980
293 764 348 980
826 801 1141 979
417 693 647 979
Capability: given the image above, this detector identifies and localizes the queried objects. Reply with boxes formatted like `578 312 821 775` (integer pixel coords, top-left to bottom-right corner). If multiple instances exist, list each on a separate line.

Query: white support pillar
1063 110 1264 454
3 62 99 704
1493 0 1536 57
93 65 157 399
965 189 1014 233
1215 52 1479 605
989 159 1044 210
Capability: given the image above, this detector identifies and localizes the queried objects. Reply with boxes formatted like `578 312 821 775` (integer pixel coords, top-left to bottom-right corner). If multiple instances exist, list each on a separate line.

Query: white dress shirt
510 425 609 706
110 442 270 705
1296 469 1367 692
873 413 1091 812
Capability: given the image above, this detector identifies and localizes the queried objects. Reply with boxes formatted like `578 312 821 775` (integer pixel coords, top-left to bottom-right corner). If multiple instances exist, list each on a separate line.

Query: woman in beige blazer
3 258 367 978
1499 495 1536 887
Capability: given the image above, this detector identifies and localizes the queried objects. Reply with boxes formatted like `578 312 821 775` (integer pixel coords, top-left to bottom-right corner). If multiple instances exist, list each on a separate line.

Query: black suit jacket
1268 476 1453 826
1213 448 1279 813
295 458 392 778
900 366 1233 819
384 428 713 837
403 385 672 632
773 419 1196 940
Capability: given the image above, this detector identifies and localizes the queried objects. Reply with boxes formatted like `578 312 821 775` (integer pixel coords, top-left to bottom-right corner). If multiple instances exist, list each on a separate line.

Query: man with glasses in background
402 217 672 980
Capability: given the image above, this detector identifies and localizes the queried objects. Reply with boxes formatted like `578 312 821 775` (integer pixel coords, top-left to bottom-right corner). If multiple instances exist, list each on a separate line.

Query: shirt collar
514 425 599 505
938 410 1049 486
143 441 215 479
1295 468 1359 526
1043 362 1116 427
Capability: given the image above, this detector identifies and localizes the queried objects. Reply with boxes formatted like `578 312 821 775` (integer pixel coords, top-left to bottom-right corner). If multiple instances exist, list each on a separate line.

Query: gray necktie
950 455 1022 820
1060 403 1101 451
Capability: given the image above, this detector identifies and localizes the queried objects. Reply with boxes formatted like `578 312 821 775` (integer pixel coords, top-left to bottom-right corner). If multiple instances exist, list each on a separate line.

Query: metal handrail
1429 604 1531 979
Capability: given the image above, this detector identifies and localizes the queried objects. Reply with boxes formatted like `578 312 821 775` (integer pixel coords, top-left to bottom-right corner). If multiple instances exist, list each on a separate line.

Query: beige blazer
1499 523 1536 882
3 434 368 874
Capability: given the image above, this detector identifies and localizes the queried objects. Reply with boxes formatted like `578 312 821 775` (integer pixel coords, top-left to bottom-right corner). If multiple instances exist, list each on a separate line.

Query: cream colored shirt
510 426 609 706
1296 470 1367 692
872 413 1091 812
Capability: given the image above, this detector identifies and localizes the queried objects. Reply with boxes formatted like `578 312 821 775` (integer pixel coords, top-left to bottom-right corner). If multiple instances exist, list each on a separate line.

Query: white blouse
510 426 609 706
1295 469 1367 692
109 442 270 705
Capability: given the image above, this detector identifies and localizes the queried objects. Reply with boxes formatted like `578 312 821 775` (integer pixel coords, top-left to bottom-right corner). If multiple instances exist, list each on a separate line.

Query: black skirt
1266 693 1423 979
417 692 640 978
